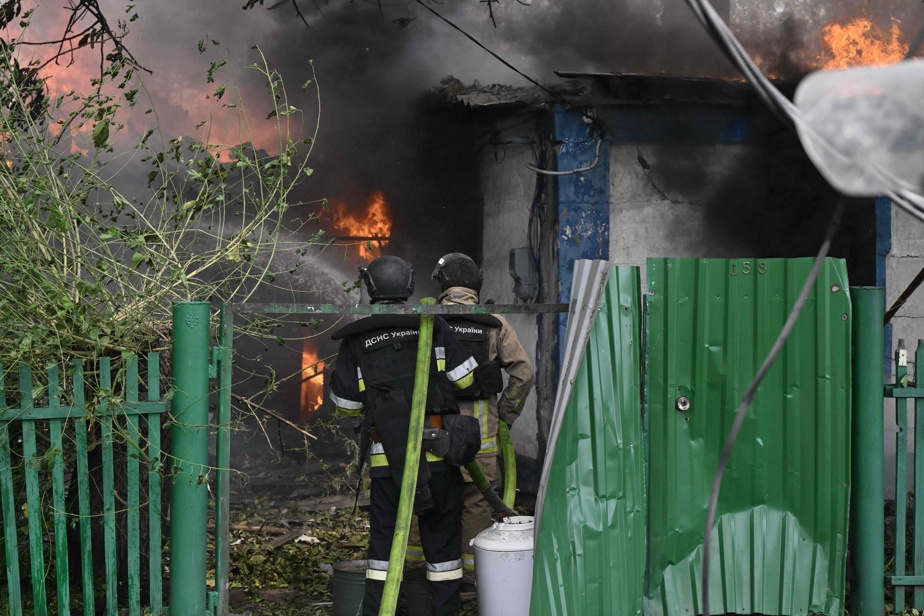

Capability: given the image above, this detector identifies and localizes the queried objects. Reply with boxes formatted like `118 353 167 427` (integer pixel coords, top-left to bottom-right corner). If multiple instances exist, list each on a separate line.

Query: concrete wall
610 142 765 286
887 206 924 351
885 204 924 499
474 101 882 493
479 139 542 460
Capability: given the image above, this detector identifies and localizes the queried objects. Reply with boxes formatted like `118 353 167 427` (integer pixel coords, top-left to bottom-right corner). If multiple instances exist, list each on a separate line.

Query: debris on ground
214 494 482 615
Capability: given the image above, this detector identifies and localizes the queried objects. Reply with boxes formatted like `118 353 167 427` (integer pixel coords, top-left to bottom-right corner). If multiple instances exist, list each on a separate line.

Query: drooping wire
414 0 560 101
526 139 548 302
412 0 602 130
680 1 924 613
700 196 846 616
682 0 924 222
526 136 602 176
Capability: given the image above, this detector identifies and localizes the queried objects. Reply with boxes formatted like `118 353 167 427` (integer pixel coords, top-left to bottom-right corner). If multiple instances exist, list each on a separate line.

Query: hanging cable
414 0 604 131
526 138 548 302
682 0 924 221
680 1 924 614
701 197 846 616
414 0 561 102
526 136 602 176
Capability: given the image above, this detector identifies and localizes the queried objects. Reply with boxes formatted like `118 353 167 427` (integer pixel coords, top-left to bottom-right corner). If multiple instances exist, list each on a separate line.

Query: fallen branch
297 493 370 512
268 529 305 550
232 393 318 440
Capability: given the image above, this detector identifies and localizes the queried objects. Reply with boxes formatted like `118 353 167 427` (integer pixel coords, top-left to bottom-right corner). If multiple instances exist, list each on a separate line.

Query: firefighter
328 255 480 616
430 252 536 587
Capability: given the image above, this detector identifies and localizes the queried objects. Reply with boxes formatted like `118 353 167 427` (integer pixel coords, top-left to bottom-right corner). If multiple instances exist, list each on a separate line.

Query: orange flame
300 343 325 421
821 18 907 70
331 192 392 258
7 9 286 160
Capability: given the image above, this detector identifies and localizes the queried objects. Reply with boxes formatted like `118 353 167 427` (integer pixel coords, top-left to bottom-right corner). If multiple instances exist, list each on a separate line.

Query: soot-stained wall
597 103 876 289
474 89 878 487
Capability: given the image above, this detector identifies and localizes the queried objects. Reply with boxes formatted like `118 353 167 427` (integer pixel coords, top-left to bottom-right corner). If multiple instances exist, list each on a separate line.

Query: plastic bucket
332 559 366 616
472 516 534 616
401 578 433 616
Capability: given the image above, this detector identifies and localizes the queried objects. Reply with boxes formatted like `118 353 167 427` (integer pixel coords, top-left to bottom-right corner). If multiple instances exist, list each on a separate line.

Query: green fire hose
465 460 516 518
380 298 435 616
465 415 516 518
497 420 516 509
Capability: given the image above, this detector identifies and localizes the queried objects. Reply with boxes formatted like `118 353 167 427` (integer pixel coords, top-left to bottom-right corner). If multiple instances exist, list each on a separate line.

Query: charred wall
603 99 876 287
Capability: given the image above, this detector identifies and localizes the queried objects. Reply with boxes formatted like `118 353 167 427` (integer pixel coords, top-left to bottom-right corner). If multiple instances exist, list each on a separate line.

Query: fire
331 192 392 258
820 18 907 70
300 343 325 421
7 7 287 160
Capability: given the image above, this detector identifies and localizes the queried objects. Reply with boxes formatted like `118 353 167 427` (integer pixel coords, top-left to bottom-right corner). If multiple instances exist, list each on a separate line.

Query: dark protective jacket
329 314 477 476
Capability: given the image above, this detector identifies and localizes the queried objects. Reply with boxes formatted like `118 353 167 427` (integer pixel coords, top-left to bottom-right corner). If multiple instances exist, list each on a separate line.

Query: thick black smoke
71 0 915 471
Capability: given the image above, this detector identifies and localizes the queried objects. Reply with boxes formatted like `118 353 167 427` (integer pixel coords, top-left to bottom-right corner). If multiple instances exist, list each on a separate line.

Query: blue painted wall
876 196 892 378
554 107 611 352
602 106 754 144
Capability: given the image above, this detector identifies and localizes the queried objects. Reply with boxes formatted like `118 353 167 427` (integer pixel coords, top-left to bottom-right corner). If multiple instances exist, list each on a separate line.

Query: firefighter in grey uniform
430 252 535 585
328 255 479 616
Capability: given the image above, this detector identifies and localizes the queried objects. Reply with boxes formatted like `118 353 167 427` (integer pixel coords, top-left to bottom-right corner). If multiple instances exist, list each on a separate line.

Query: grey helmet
359 256 414 303
432 252 482 293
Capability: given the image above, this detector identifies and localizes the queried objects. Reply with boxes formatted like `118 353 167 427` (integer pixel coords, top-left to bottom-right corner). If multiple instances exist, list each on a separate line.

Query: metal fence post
850 287 885 616
170 302 211 616
215 304 232 616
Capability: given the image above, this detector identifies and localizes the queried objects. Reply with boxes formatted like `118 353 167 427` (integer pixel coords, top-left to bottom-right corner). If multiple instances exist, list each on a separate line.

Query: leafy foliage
0 13 324 370
220 501 482 616
227 504 368 595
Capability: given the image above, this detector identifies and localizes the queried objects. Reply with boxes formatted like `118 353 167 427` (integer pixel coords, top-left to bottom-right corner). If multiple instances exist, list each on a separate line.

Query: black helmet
359 256 414 303
432 252 482 293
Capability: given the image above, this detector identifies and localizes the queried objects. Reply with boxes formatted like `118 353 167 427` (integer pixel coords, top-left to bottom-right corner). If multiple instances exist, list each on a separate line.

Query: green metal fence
0 302 232 616
0 354 166 616
885 338 924 612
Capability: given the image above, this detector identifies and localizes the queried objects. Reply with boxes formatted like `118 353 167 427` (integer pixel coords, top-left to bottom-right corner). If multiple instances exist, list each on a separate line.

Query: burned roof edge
433 72 799 109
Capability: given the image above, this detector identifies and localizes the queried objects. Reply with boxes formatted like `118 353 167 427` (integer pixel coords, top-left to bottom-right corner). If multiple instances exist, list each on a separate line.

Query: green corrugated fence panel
645 257 851 616
531 265 645 615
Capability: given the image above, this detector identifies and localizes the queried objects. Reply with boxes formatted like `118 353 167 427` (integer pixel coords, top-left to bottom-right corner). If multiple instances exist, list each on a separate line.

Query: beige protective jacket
438 286 535 459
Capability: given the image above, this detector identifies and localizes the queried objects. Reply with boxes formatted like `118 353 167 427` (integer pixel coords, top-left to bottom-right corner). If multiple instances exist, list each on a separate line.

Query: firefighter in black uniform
328 255 480 616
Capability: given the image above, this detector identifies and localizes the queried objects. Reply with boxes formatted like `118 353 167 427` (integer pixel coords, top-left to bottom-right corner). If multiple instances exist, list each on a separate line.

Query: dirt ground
221 491 483 615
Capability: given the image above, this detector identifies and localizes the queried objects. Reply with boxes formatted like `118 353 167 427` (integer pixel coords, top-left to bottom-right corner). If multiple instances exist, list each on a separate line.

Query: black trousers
364 467 464 616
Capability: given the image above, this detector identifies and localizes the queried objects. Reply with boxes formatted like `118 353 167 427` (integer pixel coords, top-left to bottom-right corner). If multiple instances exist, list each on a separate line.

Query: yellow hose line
498 420 517 508
379 298 435 615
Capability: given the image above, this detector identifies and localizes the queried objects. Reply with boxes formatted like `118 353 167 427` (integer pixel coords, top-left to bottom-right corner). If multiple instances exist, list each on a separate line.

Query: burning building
421 6 921 490
76 0 918 499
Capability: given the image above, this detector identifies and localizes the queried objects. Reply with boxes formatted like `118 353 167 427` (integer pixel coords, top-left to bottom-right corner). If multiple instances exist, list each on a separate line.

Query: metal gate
885 339 924 612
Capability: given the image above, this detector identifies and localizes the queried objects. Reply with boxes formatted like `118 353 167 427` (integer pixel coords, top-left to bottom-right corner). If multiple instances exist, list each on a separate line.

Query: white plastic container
471 515 534 616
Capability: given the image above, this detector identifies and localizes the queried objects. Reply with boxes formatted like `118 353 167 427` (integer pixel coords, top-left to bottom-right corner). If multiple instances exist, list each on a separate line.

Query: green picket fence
0 354 166 616
885 338 924 613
